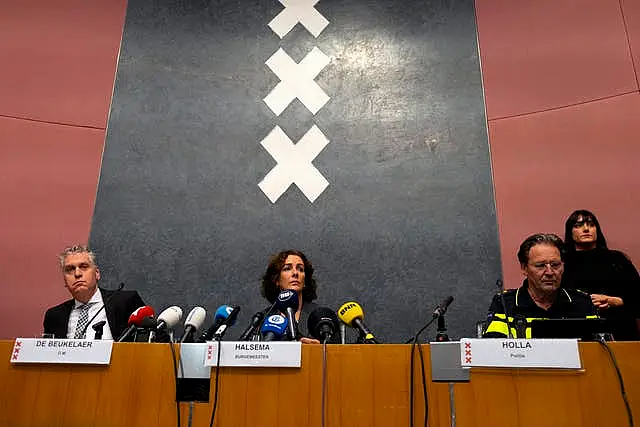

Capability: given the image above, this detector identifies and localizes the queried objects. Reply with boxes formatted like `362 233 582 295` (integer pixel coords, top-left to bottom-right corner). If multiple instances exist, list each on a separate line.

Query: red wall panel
622 0 640 84
0 0 126 339
0 117 106 338
0 0 127 128
489 93 640 288
476 0 638 120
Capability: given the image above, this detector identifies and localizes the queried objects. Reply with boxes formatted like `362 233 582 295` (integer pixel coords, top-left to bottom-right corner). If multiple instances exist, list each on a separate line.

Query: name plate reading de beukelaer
460 338 581 369
204 341 301 367
10 338 113 365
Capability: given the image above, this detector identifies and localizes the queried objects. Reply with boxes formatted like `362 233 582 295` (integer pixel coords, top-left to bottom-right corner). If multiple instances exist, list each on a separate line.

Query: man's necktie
74 303 93 339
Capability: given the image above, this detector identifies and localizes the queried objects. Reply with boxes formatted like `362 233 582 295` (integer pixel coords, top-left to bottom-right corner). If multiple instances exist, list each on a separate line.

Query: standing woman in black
563 210 640 340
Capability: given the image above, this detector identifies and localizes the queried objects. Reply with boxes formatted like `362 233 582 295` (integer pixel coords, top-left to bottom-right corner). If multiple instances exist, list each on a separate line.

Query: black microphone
274 290 299 341
92 321 106 340
307 307 340 343
238 311 266 341
213 306 241 340
432 296 454 318
78 282 125 339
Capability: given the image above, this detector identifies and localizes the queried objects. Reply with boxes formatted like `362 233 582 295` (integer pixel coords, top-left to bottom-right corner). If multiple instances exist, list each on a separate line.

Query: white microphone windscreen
158 306 183 329
184 306 206 331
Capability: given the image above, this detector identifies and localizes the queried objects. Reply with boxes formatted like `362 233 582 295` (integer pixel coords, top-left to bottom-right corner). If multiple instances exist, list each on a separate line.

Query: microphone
238 311 266 341
337 301 379 344
198 305 234 342
92 321 106 340
260 314 289 341
307 306 340 343
212 306 241 340
179 307 207 343
116 305 156 342
432 296 454 318
274 290 299 340
156 306 183 331
78 282 125 339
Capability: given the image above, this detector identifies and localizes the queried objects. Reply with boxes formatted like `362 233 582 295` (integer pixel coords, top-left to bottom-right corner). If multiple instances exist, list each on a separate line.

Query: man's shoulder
44 299 74 317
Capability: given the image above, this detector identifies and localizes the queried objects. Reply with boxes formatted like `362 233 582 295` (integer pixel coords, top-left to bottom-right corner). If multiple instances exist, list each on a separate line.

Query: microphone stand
435 315 449 342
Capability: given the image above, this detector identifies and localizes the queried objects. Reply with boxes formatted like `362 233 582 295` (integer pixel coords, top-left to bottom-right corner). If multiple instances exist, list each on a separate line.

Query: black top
489 281 597 319
562 248 640 341
258 301 342 343
483 280 597 338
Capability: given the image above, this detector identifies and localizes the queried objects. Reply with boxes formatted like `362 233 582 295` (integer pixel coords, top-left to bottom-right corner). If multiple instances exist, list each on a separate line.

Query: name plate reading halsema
204 341 301 367
10 338 113 365
460 338 581 369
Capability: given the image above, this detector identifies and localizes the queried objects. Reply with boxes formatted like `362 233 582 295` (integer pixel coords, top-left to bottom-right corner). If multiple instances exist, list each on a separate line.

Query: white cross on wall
263 47 330 116
268 0 329 38
258 125 330 203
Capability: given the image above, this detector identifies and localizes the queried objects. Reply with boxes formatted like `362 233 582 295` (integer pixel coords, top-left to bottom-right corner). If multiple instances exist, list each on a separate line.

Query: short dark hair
564 209 607 252
261 249 318 303
517 233 564 266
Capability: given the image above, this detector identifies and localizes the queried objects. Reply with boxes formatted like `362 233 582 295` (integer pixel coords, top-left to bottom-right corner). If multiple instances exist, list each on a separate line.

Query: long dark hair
261 249 318 303
564 209 608 252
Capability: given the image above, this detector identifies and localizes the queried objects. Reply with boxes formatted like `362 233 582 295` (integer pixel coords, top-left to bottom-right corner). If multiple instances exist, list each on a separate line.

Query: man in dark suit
43 245 145 340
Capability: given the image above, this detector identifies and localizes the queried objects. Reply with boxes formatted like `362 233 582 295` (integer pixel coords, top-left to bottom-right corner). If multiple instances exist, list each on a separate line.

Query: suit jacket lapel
100 289 117 334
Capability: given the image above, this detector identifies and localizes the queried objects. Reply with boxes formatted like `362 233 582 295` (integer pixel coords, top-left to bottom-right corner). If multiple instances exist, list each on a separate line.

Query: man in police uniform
484 233 598 338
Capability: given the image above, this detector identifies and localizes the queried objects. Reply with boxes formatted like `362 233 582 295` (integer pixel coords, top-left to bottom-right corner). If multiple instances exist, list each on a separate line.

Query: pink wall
476 0 640 288
0 0 127 339
1 0 639 338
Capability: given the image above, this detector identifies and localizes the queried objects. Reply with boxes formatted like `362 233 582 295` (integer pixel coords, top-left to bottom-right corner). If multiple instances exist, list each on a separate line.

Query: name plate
204 341 301 368
10 338 113 365
460 338 581 369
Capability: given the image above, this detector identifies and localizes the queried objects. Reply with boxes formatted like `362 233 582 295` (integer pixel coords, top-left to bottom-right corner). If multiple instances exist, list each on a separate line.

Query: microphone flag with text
212 305 240 340
261 314 289 341
274 290 299 340
198 305 234 342
337 301 379 344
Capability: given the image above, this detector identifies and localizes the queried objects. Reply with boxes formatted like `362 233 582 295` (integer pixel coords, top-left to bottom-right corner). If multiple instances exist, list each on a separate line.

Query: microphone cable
208 335 223 427
409 317 437 427
321 337 329 427
597 335 634 427
167 334 182 427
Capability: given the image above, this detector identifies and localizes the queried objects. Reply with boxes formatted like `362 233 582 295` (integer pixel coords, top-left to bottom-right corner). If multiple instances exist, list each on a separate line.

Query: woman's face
276 254 305 294
572 216 597 249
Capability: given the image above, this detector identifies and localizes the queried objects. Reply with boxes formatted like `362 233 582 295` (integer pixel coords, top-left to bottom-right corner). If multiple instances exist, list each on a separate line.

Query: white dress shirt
66 289 114 340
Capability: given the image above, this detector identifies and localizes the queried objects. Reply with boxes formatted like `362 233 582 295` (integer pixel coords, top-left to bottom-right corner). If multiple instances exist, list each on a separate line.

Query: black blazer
43 288 145 339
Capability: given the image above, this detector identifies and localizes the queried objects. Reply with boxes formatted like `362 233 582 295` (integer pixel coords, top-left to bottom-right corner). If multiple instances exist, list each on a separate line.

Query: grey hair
58 245 97 269
517 233 564 266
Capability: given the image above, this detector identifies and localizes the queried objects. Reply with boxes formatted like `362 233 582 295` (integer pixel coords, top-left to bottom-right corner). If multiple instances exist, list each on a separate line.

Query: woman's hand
591 294 623 310
299 337 321 344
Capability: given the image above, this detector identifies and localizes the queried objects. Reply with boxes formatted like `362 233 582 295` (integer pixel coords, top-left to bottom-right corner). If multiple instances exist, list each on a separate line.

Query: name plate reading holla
460 338 581 369
10 338 113 365
204 341 301 368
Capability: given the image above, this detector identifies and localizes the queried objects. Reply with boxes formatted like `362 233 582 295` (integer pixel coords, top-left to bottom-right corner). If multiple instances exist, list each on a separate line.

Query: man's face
521 243 564 296
62 252 100 302
276 255 305 294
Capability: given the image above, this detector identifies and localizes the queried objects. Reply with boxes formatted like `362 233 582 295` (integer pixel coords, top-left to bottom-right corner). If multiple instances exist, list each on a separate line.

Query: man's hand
299 337 321 344
591 294 623 310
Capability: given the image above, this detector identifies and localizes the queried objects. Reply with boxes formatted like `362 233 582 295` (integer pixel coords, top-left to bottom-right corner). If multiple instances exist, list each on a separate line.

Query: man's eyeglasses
529 261 563 271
